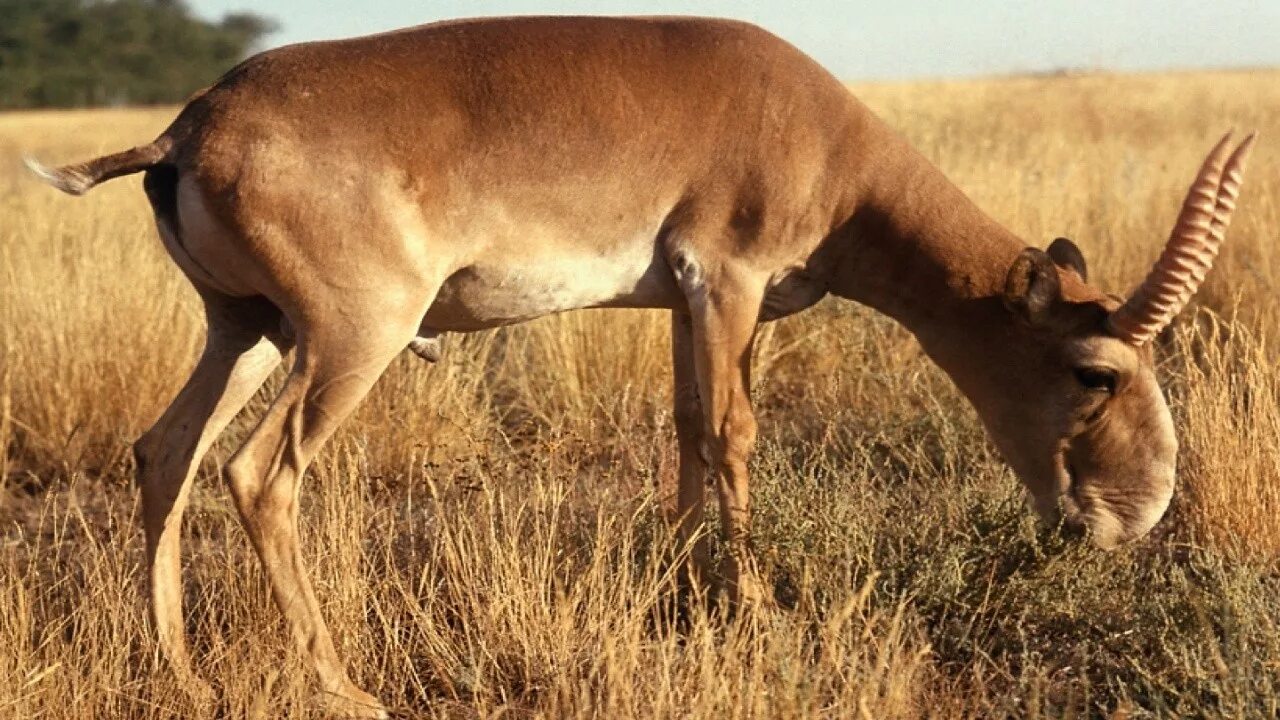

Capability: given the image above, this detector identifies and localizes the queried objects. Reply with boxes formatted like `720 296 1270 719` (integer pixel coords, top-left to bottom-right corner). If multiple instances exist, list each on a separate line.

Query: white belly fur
422 240 680 331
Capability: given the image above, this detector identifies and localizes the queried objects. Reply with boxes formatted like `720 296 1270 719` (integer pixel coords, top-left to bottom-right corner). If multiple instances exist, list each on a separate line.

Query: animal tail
24 137 173 196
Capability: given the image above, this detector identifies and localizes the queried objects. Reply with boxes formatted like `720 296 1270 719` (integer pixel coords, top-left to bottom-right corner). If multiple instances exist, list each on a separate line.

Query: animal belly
422 246 681 331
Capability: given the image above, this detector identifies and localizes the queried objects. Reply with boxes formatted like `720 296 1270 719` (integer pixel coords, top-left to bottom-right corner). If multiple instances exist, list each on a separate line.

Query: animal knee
132 431 160 480
133 430 186 537
224 452 265 519
673 387 703 435
706 402 758 467
133 429 176 503
225 451 297 529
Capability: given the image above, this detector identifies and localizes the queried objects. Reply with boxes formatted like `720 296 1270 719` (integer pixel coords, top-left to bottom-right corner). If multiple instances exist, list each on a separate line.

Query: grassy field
2 70 1279 718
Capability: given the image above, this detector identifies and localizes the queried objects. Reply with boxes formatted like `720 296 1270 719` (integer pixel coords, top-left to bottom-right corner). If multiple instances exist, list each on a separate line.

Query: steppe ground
2 70 1279 719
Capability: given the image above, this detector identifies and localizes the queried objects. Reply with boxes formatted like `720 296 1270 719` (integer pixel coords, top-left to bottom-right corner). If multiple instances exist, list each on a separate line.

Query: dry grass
2 70 1279 718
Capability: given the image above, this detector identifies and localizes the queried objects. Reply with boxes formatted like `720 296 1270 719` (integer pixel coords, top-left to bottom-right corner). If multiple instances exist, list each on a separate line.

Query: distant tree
0 0 277 109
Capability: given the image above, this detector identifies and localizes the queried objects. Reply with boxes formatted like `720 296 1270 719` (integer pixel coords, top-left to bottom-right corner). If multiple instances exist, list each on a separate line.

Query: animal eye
1073 366 1117 393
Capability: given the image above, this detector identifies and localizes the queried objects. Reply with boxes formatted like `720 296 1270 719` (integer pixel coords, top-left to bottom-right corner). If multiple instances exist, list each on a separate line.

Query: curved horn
1107 132 1257 344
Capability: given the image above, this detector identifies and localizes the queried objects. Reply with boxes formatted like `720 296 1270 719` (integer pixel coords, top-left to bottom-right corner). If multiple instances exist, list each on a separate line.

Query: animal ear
1046 236 1088 281
1003 248 1061 325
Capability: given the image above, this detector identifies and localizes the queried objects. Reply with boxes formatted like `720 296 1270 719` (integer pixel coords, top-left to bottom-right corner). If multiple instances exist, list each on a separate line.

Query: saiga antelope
26 16 1255 718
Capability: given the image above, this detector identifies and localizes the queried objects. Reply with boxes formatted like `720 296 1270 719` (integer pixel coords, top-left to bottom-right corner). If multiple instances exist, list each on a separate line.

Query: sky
187 0 1280 80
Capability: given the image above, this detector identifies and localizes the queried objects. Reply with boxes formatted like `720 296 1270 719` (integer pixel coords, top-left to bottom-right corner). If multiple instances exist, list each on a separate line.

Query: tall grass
2 71 1279 718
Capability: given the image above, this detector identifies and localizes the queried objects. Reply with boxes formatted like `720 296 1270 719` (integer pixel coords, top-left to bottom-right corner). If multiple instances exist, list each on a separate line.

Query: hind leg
223 303 422 719
134 295 289 691
670 311 710 583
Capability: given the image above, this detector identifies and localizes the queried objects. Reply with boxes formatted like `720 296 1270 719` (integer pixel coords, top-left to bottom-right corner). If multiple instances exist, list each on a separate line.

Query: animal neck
827 124 1027 378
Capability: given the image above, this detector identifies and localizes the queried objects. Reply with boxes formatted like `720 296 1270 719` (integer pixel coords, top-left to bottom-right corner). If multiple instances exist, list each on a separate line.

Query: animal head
970 133 1256 548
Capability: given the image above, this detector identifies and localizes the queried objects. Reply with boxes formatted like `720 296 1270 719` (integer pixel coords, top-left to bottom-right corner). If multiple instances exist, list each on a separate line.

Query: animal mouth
1056 455 1087 534
1056 456 1131 549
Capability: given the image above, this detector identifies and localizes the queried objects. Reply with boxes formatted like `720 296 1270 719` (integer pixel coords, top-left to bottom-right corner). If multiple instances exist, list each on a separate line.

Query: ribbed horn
1107 132 1257 344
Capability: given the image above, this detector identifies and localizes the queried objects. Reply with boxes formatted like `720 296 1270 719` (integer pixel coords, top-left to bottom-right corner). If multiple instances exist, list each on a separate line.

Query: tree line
0 0 277 109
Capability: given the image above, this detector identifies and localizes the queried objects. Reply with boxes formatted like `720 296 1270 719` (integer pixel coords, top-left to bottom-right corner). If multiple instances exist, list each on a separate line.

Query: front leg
682 264 768 606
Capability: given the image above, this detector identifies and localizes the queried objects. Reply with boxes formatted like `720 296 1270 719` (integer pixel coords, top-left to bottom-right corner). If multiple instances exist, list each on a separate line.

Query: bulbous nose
1079 476 1174 549
1040 469 1173 549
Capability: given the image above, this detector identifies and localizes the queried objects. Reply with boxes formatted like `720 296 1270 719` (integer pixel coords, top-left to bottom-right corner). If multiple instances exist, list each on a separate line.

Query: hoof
716 552 772 611
181 675 216 707
322 685 389 719
163 662 215 707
